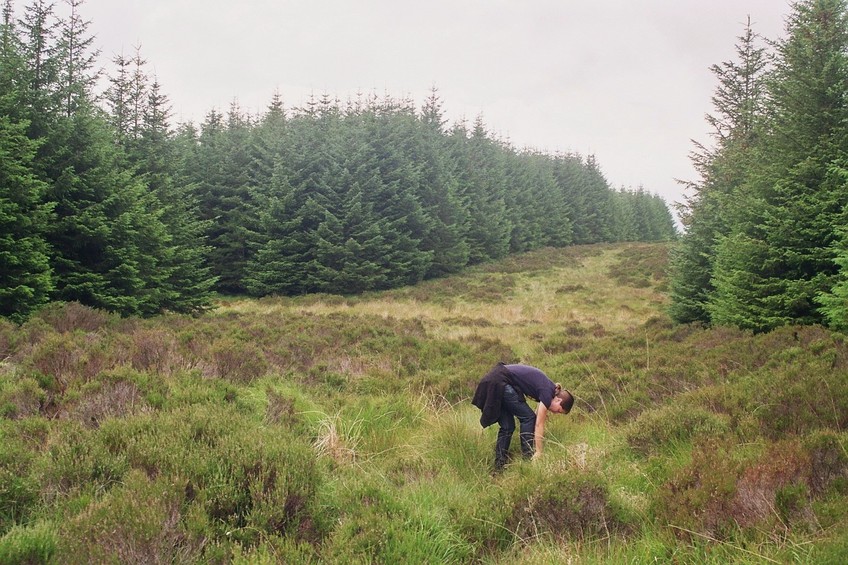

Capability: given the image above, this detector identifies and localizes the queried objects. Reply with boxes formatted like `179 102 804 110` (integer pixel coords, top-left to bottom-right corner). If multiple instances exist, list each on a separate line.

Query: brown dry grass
219 245 668 360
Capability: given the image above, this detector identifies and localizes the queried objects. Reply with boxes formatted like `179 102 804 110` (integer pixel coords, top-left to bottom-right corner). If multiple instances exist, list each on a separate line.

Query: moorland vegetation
1 243 847 563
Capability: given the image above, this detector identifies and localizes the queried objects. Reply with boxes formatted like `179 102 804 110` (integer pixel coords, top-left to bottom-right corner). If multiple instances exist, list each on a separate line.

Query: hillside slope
1 243 846 563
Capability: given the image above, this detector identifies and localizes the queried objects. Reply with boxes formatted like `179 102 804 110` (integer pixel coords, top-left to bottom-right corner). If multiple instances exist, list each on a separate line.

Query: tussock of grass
1 243 847 563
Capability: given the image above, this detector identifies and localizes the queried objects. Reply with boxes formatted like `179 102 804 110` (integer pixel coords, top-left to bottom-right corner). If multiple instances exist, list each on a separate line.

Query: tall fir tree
452 116 511 264
56 0 98 117
669 17 769 324
355 96 432 287
0 114 53 321
132 75 217 313
708 0 848 330
416 87 470 278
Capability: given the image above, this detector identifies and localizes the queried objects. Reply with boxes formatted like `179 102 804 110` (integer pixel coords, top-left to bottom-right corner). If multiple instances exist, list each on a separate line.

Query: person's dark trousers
494 384 536 470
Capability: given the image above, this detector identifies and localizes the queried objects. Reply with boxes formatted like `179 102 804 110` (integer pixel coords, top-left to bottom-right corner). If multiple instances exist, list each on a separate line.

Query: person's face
549 396 568 414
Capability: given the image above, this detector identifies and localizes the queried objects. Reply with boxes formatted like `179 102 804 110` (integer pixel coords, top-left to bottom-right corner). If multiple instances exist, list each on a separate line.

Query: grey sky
15 0 792 215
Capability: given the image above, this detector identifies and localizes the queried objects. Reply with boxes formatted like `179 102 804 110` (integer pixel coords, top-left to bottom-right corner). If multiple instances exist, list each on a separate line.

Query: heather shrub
187 433 328 547
38 420 129 499
654 437 742 539
626 401 731 455
64 378 147 428
608 244 668 288
731 440 814 530
165 370 240 408
27 333 82 392
0 319 15 359
504 467 627 544
541 329 586 354
96 404 328 549
34 301 113 333
264 386 299 427
208 337 269 383
0 376 44 419
129 326 180 374
56 469 200 564
748 360 848 438
805 430 848 495
230 537 319 564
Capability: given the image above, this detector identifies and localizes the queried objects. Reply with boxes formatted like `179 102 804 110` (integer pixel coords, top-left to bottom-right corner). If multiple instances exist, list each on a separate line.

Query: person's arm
532 402 549 459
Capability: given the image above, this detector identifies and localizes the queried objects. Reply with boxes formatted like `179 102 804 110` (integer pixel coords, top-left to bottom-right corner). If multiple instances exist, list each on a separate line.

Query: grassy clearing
0 243 846 563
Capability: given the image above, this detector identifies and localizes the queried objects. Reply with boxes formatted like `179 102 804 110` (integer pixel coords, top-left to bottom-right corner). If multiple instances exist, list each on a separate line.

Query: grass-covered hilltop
1 242 847 564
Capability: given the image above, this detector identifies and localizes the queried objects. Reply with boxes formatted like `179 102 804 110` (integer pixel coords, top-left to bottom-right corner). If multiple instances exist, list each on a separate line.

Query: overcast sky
14 0 793 215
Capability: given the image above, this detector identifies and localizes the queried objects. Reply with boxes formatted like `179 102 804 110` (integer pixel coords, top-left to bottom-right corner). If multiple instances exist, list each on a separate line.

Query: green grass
0 242 846 563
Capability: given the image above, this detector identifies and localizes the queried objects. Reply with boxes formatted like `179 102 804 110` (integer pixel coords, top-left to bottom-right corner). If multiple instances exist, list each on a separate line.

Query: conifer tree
133 76 216 313
56 0 98 117
669 17 769 324
708 0 848 330
0 113 53 321
16 0 176 316
44 106 172 315
190 103 262 293
355 97 432 286
609 188 639 241
417 87 470 277
104 50 131 143
552 153 612 244
817 160 848 329
452 116 511 264
245 159 318 296
245 94 343 295
17 0 60 138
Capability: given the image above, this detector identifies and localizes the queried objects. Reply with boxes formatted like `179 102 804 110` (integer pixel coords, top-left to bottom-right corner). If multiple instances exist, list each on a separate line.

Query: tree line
1 0 676 322
669 0 848 332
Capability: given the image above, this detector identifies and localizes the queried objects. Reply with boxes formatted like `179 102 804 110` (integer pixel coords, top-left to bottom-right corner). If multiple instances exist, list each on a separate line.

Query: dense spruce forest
0 0 676 324
670 0 848 333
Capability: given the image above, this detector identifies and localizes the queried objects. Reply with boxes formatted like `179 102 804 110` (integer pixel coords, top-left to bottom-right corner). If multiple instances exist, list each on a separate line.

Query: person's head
550 384 574 414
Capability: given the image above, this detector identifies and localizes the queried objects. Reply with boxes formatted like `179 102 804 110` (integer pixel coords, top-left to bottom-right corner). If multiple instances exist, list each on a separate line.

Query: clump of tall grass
0 521 57 564
312 411 362 464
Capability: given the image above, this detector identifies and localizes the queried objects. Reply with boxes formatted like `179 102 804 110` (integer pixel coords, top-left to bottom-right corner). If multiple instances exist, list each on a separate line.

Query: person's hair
554 383 574 414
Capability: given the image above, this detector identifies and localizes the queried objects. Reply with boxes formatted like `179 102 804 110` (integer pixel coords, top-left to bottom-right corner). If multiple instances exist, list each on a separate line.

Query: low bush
504 467 628 544
65 378 147 428
805 430 848 495
0 376 44 420
654 437 742 540
57 469 200 564
37 420 129 500
749 360 848 438
27 333 82 393
33 302 113 334
0 319 16 359
129 327 181 374
626 401 731 455
731 439 814 530
209 338 269 383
